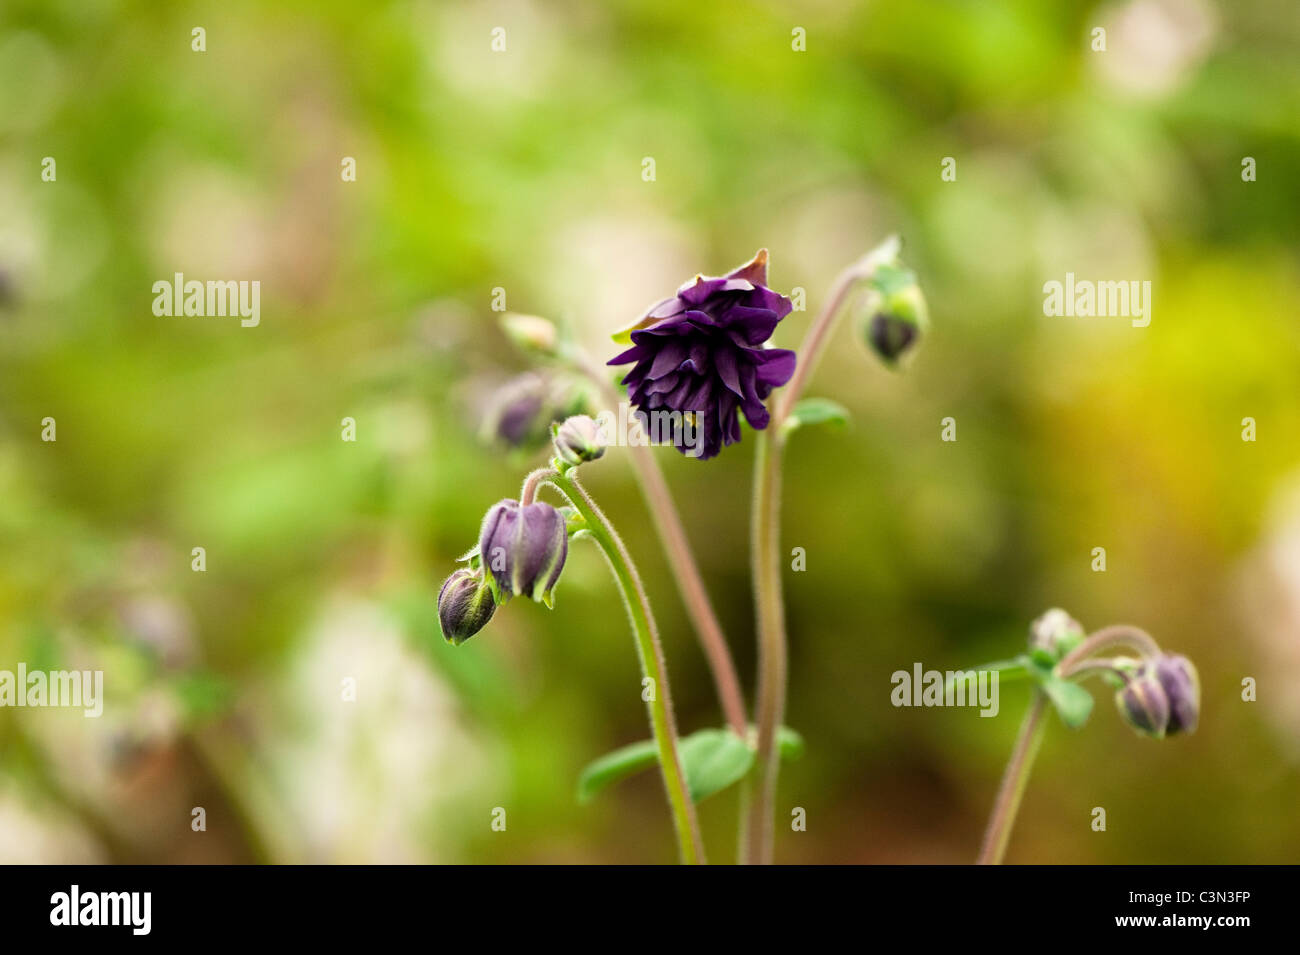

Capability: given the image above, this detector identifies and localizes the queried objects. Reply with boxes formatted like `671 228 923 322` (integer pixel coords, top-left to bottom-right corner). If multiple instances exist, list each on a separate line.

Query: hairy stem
745 235 901 864
551 469 706 864
977 690 1048 865
520 467 557 506
569 350 748 737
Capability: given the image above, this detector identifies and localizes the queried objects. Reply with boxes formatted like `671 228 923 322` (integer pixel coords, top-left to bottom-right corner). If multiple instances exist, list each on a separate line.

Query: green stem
744 430 785 865
745 236 901 865
568 349 749 737
976 690 1048 865
551 469 706 864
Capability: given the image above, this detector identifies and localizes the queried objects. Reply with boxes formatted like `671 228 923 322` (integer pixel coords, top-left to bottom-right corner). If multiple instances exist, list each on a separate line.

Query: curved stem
569 350 748 737
977 690 1048 865
745 430 785 865
771 235 900 430
520 467 558 505
1057 625 1160 678
551 469 706 864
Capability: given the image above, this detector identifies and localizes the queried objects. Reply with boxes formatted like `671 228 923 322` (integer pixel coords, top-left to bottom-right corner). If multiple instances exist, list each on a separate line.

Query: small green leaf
781 398 851 437
577 740 658 804
1034 674 1095 729
679 729 755 802
777 726 805 760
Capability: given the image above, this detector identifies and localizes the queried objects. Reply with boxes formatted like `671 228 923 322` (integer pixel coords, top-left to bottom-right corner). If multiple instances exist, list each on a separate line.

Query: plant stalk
977 690 1048 865
570 351 748 737
744 429 785 864
551 469 706 864
745 235 901 864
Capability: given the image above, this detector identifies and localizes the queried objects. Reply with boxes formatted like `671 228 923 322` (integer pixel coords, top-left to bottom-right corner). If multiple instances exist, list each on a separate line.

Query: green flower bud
437 568 496 645
1028 607 1086 663
553 414 606 467
500 313 559 357
1115 668 1170 739
860 263 928 367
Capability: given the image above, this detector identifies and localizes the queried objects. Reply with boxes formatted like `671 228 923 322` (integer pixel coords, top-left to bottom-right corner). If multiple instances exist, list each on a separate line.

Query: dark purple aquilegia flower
608 250 796 460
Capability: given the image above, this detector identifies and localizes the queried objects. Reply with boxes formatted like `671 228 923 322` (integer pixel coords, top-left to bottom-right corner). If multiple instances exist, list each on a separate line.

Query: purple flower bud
481 373 592 451
482 374 550 449
478 498 568 606
1115 669 1170 738
607 249 796 460
1154 653 1200 735
553 414 606 466
437 568 496 645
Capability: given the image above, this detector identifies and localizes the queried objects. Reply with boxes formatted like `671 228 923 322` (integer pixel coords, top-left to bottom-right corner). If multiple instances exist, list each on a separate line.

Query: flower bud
482 374 551 449
481 373 593 452
478 498 568 606
1115 669 1170 738
1028 607 1085 662
860 263 928 367
1154 653 1199 735
553 414 606 467
437 568 496 645
501 313 559 357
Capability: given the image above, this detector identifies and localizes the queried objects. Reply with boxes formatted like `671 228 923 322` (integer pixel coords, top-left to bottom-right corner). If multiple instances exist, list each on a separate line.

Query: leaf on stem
780 397 851 438
1031 670 1095 729
576 726 806 803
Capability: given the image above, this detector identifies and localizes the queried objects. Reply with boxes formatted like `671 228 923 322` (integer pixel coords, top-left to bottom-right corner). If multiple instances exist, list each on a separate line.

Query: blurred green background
2 0 1298 863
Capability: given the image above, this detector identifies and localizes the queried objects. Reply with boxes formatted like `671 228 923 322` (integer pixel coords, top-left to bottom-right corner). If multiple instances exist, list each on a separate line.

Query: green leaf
781 398 851 437
577 725 804 804
577 739 659 804
777 726 805 760
1033 673 1095 729
679 729 755 802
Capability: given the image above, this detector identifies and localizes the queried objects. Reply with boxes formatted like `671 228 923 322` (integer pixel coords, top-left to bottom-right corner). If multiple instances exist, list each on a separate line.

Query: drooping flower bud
553 414 606 467
438 568 496 645
478 498 568 607
500 313 559 357
860 263 928 367
1154 654 1200 735
481 373 593 452
1028 607 1085 663
1115 669 1170 738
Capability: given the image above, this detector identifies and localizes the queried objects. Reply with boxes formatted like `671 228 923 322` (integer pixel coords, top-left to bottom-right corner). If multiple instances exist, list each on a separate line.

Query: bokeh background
1 0 1298 863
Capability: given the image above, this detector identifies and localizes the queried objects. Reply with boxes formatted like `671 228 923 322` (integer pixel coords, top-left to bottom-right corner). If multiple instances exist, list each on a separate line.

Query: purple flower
1116 670 1171 738
1154 653 1200 735
478 498 568 606
608 250 796 460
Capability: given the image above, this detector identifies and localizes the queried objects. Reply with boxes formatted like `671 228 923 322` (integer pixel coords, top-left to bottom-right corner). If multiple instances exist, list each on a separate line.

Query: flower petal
753 348 797 387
